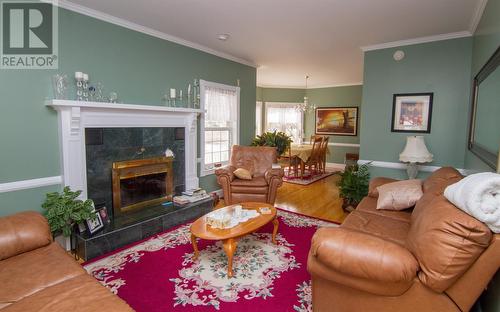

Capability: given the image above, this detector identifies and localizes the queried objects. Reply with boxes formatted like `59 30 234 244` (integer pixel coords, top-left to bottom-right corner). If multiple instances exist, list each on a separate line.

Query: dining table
286 144 330 178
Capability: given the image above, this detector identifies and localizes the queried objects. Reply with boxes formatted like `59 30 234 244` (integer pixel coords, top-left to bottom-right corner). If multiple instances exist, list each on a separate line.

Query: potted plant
337 163 370 212
42 186 95 250
251 130 293 156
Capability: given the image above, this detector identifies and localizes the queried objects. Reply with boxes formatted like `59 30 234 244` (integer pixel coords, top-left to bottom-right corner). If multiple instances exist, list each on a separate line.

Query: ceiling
63 0 485 88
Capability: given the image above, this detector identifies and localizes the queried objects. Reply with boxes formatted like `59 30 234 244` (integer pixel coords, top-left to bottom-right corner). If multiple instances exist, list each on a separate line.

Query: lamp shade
399 136 433 163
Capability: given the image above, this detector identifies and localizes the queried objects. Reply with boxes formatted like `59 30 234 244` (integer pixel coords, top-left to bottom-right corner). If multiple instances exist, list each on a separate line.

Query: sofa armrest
264 167 284 184
0 211 52 260
310 227 418 284
368 177 399 197
215 165 236 182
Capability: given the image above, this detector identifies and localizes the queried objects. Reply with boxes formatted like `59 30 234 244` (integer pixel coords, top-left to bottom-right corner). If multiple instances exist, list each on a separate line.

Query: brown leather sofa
215 145 284 205
308 167 500 312
0 211 133 312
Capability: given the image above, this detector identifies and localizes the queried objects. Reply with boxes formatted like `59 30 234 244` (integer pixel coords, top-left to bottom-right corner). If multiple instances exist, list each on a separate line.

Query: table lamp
399 136 433 179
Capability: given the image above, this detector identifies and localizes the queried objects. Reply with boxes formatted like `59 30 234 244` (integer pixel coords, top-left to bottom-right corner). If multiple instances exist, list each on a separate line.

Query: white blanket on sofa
444 172 500 233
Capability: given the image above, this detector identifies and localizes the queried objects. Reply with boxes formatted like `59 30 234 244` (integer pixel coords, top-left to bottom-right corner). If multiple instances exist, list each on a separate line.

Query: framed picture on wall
391 93 433 133
315 107 358 136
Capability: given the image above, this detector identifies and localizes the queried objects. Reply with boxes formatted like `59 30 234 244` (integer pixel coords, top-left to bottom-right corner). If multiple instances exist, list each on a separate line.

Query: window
200 80 240 176
265 102 303 143
256 101 263 136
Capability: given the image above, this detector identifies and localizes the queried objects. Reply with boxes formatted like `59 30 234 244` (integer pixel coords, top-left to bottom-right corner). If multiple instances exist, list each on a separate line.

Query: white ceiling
63 0 485 88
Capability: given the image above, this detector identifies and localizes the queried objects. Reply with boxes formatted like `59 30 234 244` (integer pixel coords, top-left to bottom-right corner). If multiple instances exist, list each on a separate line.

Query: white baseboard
0 176 62 193
325 162 346 171
357 160 470 176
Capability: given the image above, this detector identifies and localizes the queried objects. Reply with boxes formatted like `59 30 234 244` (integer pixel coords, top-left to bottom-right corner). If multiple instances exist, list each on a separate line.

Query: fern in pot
337 163 370 212
42 186 95 249
251 130 293 156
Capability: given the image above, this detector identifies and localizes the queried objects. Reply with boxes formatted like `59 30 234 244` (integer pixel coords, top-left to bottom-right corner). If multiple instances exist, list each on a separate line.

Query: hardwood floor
216 174 347 224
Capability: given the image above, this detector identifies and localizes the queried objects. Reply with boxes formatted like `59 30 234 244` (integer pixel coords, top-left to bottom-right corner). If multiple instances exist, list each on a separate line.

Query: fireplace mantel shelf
46 99 204 114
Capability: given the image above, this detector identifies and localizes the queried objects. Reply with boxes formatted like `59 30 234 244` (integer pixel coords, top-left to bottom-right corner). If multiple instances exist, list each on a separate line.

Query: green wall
257 85 362 164
259 87 305 103
0 8 256 216
359 38 473 178
464 0 500 172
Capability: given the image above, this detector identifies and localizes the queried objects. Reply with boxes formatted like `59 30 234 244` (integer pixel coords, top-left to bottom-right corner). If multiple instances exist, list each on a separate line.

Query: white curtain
265 102 303 143
256 101 263 136
204 86 237 128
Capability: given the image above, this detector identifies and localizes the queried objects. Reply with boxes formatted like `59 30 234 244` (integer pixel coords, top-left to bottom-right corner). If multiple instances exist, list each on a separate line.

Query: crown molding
45 0 257 67
307 82 363 89
469 0 488 34
257 82 363 89
360 31 472 52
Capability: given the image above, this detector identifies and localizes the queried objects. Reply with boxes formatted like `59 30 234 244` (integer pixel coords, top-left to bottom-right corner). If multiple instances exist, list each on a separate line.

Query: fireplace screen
112 157 173 215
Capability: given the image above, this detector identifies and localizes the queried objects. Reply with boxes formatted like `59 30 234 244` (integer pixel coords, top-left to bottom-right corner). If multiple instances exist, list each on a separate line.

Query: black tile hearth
75 198 213 261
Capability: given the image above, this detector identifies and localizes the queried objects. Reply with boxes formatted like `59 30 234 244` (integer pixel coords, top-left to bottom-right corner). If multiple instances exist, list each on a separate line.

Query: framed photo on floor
315 107 358 136
85 211 104 235
391 93 433 133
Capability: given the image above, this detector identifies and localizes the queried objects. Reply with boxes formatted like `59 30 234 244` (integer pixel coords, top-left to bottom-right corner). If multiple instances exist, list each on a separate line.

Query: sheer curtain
265 102 303 143
205 86 237 128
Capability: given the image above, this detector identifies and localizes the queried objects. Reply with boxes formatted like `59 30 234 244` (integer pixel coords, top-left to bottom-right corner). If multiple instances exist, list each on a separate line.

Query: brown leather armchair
307 167 500 312
215 145 284 205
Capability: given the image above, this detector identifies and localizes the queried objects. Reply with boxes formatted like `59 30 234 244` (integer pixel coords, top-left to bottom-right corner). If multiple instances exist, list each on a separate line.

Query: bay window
265 102 303 143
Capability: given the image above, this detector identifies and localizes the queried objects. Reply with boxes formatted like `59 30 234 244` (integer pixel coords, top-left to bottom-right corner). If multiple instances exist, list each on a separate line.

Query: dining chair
309 134 321 145
319 136 330 173
301 136 323 178
277 143 298 178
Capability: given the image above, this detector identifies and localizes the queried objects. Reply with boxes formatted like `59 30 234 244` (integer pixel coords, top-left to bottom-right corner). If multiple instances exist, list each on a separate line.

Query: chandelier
295 75 316 113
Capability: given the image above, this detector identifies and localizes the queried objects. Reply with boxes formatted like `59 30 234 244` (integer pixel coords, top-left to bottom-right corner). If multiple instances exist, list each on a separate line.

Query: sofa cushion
406 196 492 292
1 274 132 312
230 176 268 187
0 243 85 307
376 179 423 211
357 197 412 223
342 210 410 246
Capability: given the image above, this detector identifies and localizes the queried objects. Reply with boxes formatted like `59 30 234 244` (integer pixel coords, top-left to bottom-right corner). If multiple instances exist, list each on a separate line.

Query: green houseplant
42 186 95 238
251 131 293 156
337 163 370 211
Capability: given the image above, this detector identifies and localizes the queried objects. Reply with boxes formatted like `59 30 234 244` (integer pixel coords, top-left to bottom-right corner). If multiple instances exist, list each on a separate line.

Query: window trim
264 102 304 143
200 79 240 177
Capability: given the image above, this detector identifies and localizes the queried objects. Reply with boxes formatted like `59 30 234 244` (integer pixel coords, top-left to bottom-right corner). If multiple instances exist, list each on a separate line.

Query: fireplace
112 156 173 215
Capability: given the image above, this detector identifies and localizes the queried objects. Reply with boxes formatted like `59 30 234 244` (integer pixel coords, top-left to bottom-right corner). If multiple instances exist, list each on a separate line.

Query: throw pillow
376 179 423 210
234 168 252 180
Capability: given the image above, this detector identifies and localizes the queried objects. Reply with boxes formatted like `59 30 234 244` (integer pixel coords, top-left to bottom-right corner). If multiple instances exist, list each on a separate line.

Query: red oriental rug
83 209 339 311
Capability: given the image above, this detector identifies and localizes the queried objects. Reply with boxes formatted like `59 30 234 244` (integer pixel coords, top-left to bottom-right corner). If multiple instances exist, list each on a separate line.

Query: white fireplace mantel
47 99 202 199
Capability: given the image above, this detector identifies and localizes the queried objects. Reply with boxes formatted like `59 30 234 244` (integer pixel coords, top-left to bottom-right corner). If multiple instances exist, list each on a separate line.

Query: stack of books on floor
173 188 211 206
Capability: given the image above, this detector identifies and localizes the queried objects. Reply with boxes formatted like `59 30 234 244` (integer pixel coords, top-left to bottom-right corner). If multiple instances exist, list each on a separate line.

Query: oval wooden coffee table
190 202 279 278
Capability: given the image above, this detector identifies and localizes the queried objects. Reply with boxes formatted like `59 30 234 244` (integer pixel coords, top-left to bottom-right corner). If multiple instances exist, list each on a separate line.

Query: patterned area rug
283 170 339 185
83 209 339 311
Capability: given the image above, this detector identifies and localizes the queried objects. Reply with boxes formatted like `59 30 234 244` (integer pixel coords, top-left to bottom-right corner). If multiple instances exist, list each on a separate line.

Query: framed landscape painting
391 93 433 133
315 107 358 136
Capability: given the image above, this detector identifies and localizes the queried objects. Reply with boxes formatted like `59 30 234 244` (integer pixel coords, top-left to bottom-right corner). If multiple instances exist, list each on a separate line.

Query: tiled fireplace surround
48 100 213 259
